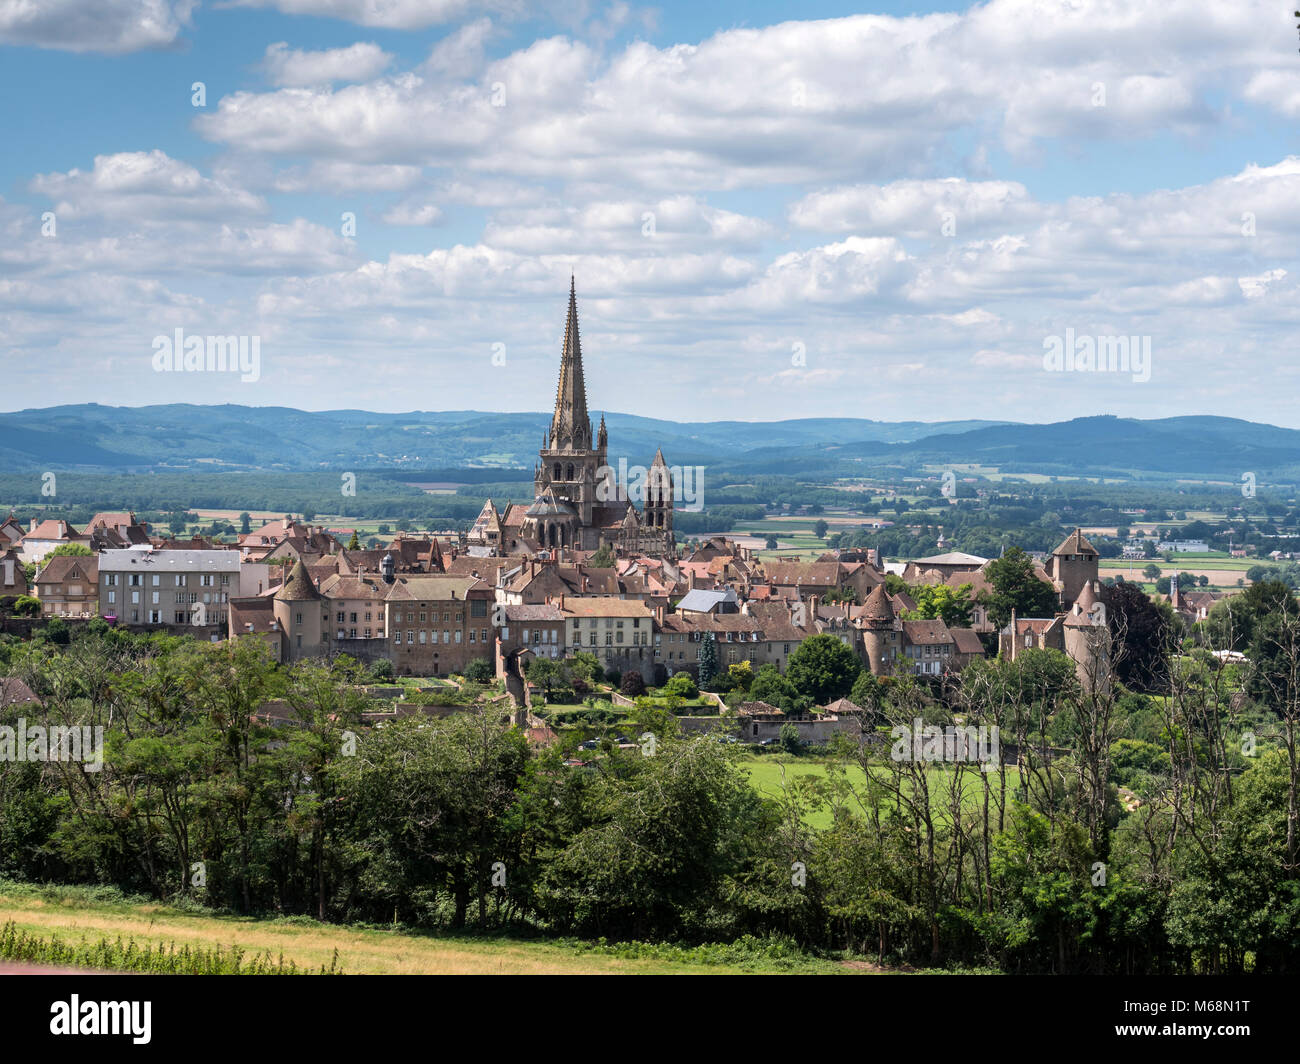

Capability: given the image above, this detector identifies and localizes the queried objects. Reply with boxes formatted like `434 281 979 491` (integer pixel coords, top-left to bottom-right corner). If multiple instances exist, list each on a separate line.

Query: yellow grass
0 891 744 975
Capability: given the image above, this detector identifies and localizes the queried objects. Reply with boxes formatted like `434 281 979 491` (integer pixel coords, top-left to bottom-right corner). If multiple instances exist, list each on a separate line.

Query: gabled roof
1053 527 1099 557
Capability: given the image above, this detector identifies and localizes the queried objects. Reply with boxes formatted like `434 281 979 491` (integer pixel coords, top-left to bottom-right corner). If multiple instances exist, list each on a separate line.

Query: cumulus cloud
195 1 1299 192
30 151 266 221
262 41 393 86
0 0 194 53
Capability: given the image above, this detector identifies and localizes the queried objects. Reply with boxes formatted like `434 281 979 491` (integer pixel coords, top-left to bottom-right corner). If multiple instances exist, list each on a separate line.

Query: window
152 574 160 586
419 631 427 644
107 590 116 604
296 612 303 624
151 591 159 604
468 630 476 643
131 591 139 604
350 612 357 623
471 599 487 618
130 574 140 587
337 611 345 622
200 574 213 587
431 630 439 644
176 574 187 587
106 574 118 586
394 633 401 645
454 630 462 644
407 631 414 644
482 629 489 643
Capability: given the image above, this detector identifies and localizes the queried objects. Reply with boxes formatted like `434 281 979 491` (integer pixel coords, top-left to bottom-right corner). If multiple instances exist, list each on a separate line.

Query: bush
663 673 698 699
464 658 495 683
369 658 394 682
621 671 647 697
12 595 40 617
779 723 802 755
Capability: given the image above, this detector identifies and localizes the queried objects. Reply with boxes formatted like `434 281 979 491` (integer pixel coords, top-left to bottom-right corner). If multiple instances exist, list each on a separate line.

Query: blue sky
2 0 1299 427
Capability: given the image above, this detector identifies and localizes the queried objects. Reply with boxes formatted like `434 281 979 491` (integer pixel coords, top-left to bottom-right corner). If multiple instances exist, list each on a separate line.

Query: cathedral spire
550 276 592 450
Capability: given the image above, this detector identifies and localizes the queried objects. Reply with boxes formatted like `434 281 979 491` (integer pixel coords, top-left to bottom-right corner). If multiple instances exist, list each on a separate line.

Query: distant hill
0 404 1008 473
1 405 1298 481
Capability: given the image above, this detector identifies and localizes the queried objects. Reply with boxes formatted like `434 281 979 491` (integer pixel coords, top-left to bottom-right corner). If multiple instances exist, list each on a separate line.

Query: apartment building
99 547 267 630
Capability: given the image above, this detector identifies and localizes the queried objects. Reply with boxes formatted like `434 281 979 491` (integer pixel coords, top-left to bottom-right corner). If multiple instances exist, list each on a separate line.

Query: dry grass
0 890 740 975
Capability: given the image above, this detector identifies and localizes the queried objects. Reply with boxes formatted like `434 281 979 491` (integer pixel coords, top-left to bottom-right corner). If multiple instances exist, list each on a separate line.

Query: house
19 519 90 563
98 547 266 631
1 549 29 598
33 555 98 617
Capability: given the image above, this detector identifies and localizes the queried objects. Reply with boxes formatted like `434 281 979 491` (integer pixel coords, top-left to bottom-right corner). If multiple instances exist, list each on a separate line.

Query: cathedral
474 280 676 558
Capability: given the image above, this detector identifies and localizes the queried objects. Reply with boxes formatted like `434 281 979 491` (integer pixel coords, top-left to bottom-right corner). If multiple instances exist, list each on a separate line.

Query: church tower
645 448 674 536
532 278 603 546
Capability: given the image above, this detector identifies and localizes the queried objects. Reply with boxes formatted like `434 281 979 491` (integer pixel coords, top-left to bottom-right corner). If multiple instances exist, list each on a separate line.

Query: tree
779 722 802 754
748 663 809 715
12 595 40 617
239 512 251 534
786 634 862 706
698 632 718 688
1106 580 1175 693
44 543 93 559
588 544 615 567
905 583 973 628
765 535 778 550
464 658 494 684
621 670 647 697
663 672 697 699
346 531 360 550
1143 564 1161 580
369 658 394 682
814 519 829 539
728 660 753 691
982 546 1059 630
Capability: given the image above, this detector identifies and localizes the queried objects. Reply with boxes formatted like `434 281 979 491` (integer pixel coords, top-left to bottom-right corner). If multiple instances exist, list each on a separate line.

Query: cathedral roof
526 488 577 518
549 277 592 449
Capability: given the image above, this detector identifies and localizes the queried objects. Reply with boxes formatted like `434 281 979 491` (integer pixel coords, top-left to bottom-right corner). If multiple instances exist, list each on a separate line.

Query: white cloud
0 0 194 53
30 151 266 220
226 0 502 30
195 1 1300 193
262 41 393 87
381 202 444 226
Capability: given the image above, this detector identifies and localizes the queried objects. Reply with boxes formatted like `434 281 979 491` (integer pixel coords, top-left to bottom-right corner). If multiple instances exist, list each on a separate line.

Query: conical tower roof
275 558 320 601
861 583 895 624
549 276 592 450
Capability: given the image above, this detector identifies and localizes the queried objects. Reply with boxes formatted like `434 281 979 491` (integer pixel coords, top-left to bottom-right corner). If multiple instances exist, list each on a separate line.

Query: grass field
742 756 1010 830
0 882 865 975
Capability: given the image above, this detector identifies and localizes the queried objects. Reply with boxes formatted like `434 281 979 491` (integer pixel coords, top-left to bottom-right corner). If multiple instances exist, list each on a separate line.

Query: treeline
2 582 1299 972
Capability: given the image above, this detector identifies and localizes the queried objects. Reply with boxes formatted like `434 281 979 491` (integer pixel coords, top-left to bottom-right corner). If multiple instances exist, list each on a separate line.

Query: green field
742 756 1011 830
0 882 866 975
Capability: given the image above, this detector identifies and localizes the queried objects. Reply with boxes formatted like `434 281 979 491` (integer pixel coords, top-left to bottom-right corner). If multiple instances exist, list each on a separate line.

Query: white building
98 547 271 629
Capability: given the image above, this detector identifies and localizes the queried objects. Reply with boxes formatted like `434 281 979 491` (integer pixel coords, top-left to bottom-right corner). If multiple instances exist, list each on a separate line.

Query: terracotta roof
1053 527 1099 557
902 618 953 645
34 555 97 584
949 627 985 654
24 519 80 541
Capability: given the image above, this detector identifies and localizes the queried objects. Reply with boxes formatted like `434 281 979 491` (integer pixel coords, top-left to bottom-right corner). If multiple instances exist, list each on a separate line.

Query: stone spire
549 276 592 451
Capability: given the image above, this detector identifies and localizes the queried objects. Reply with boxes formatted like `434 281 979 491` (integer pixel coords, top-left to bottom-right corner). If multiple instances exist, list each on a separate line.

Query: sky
1 0 1299 425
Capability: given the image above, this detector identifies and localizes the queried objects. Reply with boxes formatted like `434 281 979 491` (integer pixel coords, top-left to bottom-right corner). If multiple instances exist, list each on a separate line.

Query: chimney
688 568 696 590
559 593 565 610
